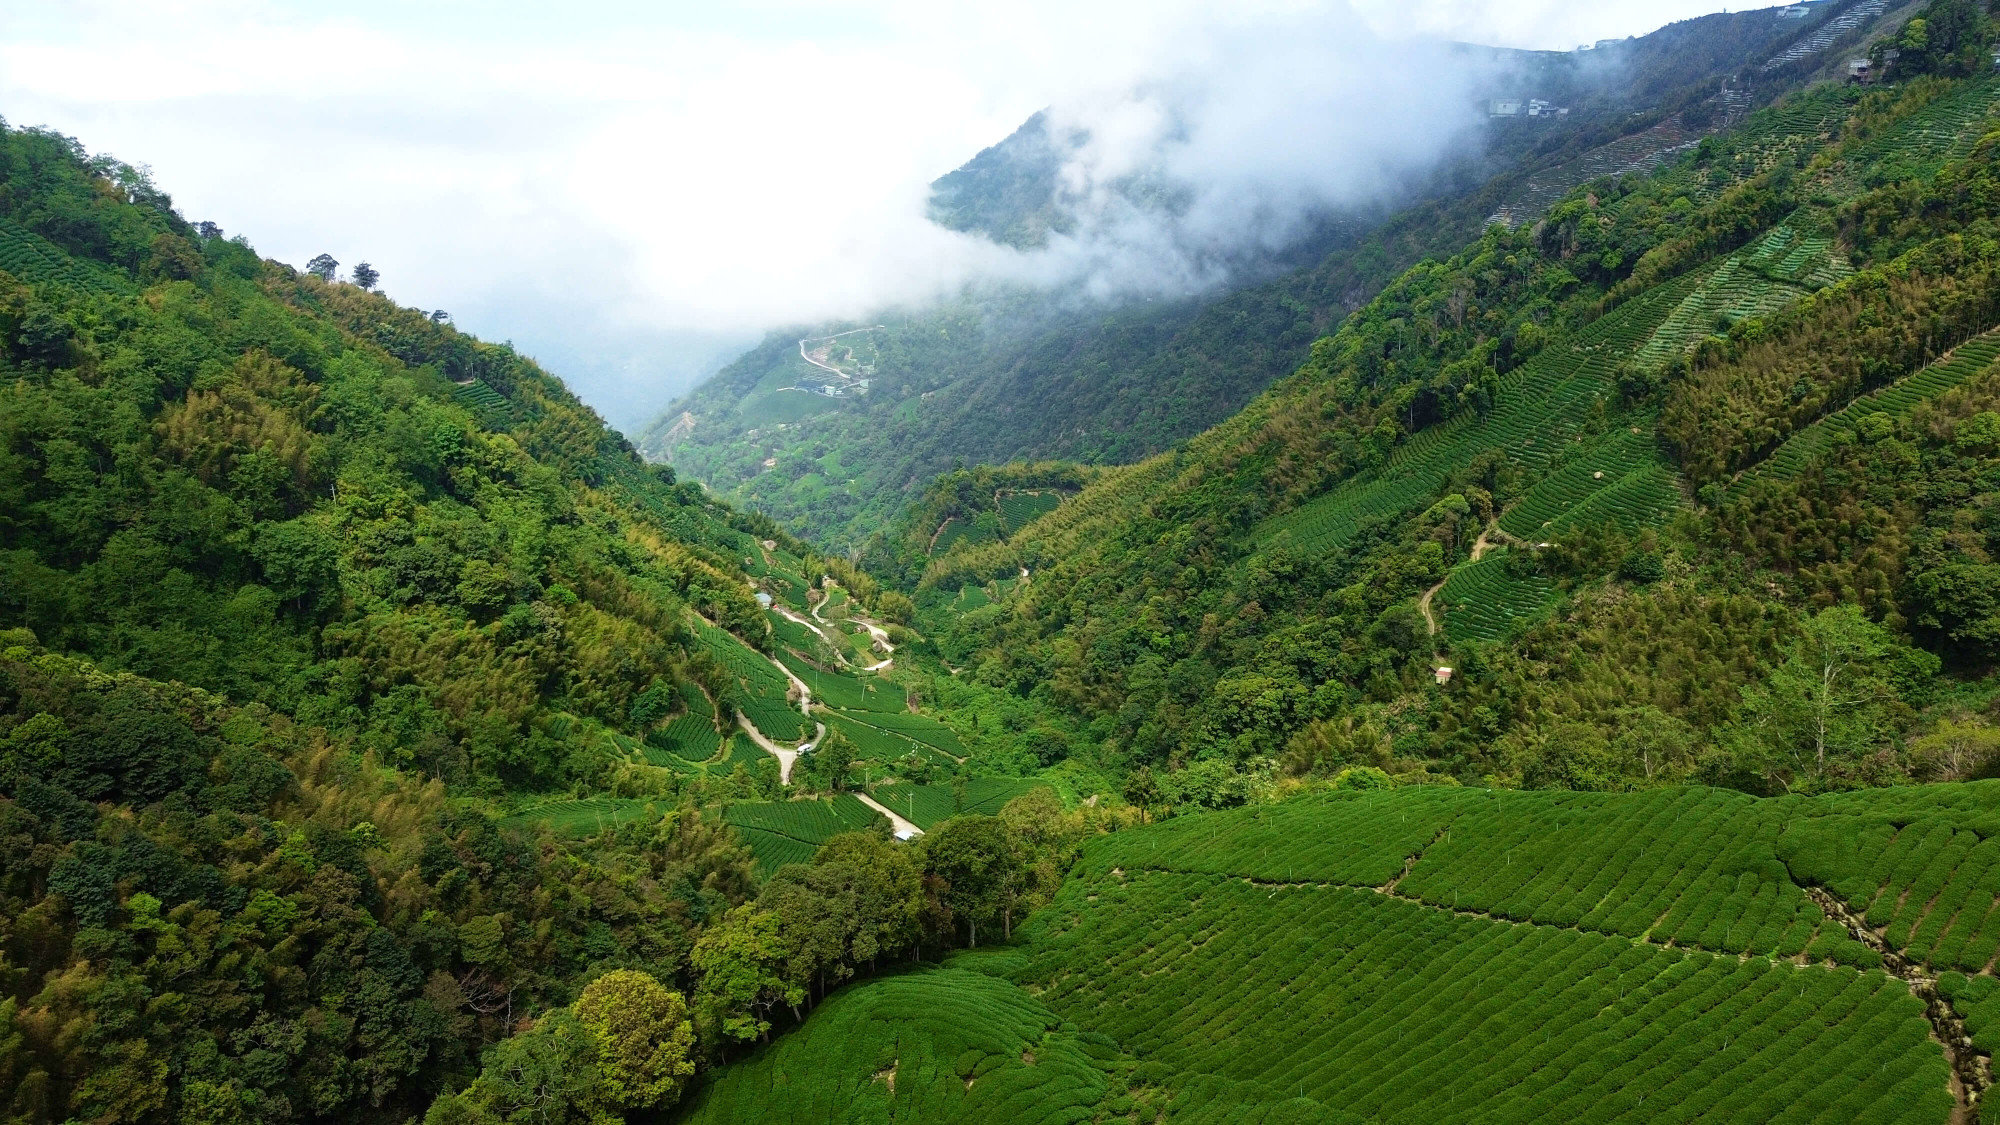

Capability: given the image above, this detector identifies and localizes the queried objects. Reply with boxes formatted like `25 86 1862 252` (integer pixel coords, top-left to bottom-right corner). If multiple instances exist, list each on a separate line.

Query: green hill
911 48 2000 796
18 2 2000 1123
643 3 1907 551
683 781 2000 1123
0 115 1072 1125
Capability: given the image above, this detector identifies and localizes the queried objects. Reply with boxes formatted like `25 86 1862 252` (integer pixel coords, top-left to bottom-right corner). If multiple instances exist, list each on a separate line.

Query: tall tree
691 906 799 1047
305 252 338 281
921 815 1020 946
352 261 380 290
1730 606 1937 790
571 970 696 1113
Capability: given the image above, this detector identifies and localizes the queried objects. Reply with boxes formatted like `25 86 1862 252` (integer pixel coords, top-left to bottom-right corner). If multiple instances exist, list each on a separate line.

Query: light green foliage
692 906 804 1046
1729 606 1939 789
571 970 696 1111
429 1010 608 1125
1017 873 1946 1125
679 969 1121 1125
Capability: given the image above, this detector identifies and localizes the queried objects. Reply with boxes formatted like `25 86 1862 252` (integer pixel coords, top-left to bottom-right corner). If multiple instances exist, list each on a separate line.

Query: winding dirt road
737 715 824 785
854 792 924 838
797 326 883 380
1419 525 1505 638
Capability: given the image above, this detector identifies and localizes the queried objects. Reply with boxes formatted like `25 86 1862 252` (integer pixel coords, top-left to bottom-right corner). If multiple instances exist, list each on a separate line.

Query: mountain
907 11 2000 795
640 0 1910 550
12 0 2000 1122
0 114 1083 1125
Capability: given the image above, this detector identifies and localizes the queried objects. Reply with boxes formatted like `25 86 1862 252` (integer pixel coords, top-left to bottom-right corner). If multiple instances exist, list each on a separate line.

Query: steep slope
0 118 900 801
0 116 1100 1125
909 47 2000 791
643 0 1908 549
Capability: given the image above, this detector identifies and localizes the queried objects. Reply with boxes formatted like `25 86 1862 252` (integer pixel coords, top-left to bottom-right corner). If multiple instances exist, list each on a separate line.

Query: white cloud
0 0 1753 426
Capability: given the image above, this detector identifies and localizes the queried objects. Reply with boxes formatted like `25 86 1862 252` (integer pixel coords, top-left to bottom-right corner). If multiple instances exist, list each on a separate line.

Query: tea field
723 794 888 875
688 782 2000 1124
862 777 1042 830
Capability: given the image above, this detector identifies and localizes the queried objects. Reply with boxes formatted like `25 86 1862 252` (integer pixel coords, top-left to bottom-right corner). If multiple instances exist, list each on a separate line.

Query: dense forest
0 118 1102 1123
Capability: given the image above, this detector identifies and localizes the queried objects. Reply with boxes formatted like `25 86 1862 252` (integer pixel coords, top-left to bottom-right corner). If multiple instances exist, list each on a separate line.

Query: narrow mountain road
768 652 813 714
815 578 897 670
1419 525 1499 638
774 604 856 669
855 792 924 838
738 715 824 785
798 326 883 379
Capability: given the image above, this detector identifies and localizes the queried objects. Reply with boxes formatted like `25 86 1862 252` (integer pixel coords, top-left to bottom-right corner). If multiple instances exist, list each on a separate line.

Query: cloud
0 0 1741 426
1011 7 1497 300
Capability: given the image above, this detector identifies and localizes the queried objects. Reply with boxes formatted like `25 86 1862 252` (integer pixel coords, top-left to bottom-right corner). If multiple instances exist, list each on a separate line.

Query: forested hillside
0 116 1111 1124
15 1 2000 1123
909 10 2000 807
643 0 1907 549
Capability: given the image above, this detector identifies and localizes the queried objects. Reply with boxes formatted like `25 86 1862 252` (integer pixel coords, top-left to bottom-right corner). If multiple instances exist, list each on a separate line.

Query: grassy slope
688 781 2000 1123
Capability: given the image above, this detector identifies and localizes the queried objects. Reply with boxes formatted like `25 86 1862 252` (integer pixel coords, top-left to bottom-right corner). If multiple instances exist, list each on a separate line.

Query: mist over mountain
16 0 2000 1123
645 1 1887 547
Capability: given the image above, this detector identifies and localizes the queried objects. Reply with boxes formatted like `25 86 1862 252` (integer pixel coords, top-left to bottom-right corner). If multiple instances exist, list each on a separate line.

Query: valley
8 0 2000 1122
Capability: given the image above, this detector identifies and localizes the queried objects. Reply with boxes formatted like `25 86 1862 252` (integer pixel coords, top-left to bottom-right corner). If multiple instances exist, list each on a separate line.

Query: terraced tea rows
843 710 964 755
1836 75 2000 188
997 491 1062 534
1760 0 1885 71
1438 552 1558 644
1733 330 2000 492
1080 787 1895 963
1739 223 1853 290
1779 782 2000 976
1257 269 1703 558
680 969 1121 1125
778 651 905 713
1941 972 2000 1056
1544 463 1683 537
693 615 810 741
864 778 1041 830
1080 787 1475 884
823 711 952 768
450 379 513 426
1496 428 1666 538
1401 788 1850 960
698 784 2000 1123
1016 872 1947 1125
724 794 886 874
0 217 128 294
641 682 724 765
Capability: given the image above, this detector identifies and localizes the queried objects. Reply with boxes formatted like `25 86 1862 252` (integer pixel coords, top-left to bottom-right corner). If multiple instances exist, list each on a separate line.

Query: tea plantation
685 783 2000 1123
724 794 887 875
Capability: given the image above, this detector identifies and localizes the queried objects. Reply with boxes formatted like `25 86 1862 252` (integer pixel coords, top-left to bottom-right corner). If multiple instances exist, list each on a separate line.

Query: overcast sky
2 0 1760 429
